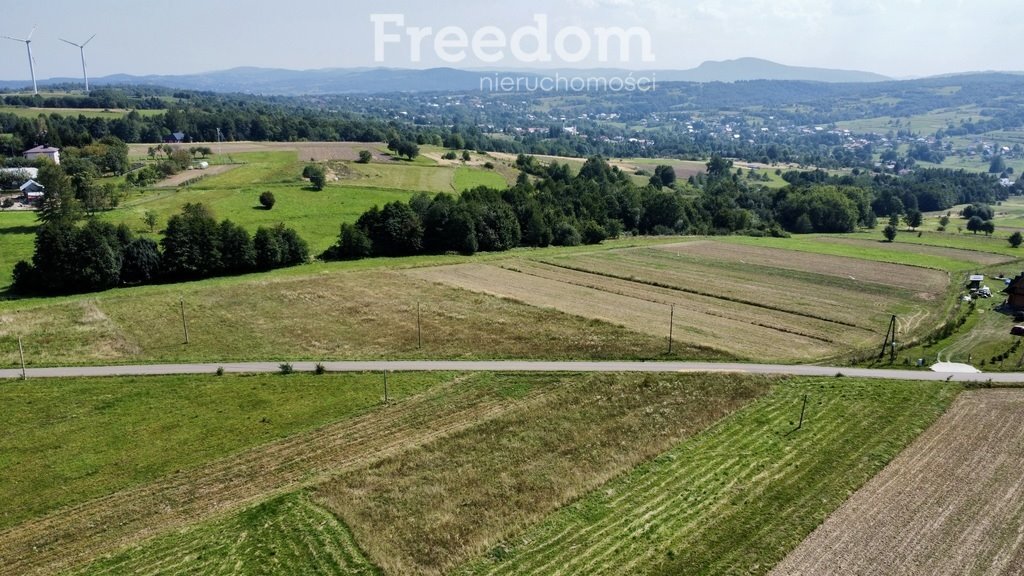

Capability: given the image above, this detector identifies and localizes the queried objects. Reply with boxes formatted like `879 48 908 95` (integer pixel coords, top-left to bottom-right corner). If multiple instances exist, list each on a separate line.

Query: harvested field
409 263 836 360
0 269 693 368
0 373 550 576
815 236 1017 266
316 372 772 576
410 241 945 361
658 241 950 294
456 379 959 576
771 389 1024 576
74 493 378 576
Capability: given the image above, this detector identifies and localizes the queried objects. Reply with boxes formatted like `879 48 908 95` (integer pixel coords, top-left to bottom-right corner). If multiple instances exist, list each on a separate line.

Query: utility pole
18 336 26 380
416 302 422 349
797 394 808 431
180 298 190 344
667 304 675 354
383 369 389 403
879 315 897 362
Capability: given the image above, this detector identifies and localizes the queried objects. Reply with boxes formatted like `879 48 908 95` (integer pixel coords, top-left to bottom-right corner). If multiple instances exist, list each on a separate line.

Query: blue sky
1 0 1019 80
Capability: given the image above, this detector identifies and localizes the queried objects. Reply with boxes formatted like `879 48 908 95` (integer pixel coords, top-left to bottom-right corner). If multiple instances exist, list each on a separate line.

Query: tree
357 150 373 164
143 210 159 233
36 163 82 225
939 215 950 228
218 220 257 273
461 150 471 162
323 222 373 260
654 165 677 187
120 237 162 284
966 215 985 234
161 203 222 278
705 155 733 180
982 220 996 236
259 191 276 210
883 224 898 242
1010 231 1023 248
304 164 326 190
903 209 923 230
358 202 424 256
990 155 1007 174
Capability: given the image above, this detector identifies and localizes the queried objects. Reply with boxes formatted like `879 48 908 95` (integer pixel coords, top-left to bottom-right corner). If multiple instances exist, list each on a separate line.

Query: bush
259 191 275 210
552 222 582 246
314 362 326 375
303 164 326 190
279 362 294 375
442 151 457 160
356 150 372 164
483 162 495 169
216 366 224 376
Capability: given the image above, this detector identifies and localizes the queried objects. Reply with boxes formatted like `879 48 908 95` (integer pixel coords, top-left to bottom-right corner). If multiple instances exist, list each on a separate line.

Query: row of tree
12 203 308 295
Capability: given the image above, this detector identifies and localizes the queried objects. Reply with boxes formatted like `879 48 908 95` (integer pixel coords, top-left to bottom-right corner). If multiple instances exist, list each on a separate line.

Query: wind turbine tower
60 34 96 92
2 27 38 95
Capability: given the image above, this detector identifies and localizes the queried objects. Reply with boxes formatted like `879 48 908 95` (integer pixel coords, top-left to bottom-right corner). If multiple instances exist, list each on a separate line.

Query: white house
23 145 60 165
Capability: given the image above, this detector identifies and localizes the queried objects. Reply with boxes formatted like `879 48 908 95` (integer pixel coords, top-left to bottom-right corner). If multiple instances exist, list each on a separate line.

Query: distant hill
0 58 894 95
656 57 891 83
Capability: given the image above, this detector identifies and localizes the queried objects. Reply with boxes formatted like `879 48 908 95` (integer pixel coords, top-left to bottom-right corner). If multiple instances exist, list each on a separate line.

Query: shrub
279 362 294 375
314 362 326 375
216 366 224 376
357 150 373 164
259 191 276 210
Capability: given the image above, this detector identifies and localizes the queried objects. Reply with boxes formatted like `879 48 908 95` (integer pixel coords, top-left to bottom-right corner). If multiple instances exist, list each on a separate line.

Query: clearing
772 388 1024 576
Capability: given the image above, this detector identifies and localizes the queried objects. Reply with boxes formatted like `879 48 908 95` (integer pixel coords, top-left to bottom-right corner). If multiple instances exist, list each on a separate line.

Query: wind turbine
2 27 38 95
60 34 96 92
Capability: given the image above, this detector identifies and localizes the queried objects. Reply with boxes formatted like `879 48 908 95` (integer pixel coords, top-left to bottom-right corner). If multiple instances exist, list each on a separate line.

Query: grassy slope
0 107 165 120
0 210 36 289
73 492 380 576
0 371 449 529
456 378 960 576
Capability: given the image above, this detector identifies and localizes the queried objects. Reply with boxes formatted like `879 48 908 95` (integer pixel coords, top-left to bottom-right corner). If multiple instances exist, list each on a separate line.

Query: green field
0 371 450 529
456 378 959 576
31 375 961 576
0 106 165 120
0 149 511 289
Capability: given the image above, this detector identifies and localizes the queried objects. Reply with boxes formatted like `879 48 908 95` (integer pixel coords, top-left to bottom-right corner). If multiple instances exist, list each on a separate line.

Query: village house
22 145 61 165
1003 273 1024 309
19 179 45 202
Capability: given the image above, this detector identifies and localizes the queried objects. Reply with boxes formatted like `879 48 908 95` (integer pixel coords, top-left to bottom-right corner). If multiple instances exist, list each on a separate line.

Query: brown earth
771 389 1024 576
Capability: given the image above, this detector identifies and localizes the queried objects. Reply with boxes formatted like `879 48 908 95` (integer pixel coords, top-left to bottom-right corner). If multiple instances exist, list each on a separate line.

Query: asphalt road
2 360 1023 382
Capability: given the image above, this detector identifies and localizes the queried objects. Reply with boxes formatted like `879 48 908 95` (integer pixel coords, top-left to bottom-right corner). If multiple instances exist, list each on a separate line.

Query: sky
1 0 1020 81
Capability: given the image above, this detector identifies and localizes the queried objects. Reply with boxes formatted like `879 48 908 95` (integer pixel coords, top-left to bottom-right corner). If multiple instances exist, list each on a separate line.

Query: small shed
163 131 186 144
968 274 985 290
1004 273 1024 309
20 179 44 194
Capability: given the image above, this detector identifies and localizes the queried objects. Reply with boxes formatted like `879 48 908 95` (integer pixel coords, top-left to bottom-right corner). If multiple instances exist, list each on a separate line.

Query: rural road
3 360 1024 382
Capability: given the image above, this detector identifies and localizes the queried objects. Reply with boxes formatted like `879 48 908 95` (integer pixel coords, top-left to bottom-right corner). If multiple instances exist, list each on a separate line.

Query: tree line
12 194 308 295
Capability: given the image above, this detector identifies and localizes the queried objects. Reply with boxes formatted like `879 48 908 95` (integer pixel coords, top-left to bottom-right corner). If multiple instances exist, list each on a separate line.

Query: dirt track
772 389 1024 576
0 376 547 576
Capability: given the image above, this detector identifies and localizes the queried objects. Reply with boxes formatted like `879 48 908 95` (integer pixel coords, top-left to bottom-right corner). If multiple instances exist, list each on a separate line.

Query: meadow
4 374 960 576
411 241 950 362
0 106 165 120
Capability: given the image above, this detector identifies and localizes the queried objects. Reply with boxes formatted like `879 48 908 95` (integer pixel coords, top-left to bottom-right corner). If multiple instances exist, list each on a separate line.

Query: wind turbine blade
1 35 23 42
27 27 35 41
83 34 96 46
60 38 78 47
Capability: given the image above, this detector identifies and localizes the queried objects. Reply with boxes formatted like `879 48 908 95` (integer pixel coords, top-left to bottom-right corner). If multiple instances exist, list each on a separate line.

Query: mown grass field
28 375 963 576
455 378 960 576
0 264 717 368
0 371 450 529
411 241 950 362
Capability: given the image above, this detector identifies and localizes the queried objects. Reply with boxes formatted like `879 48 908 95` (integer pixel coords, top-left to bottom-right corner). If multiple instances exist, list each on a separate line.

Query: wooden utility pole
417 302 422 349
18 336 26 380
879 315 897 362
796 394 808 431
383 369 389 403
180 298 190 345
667 304 675 354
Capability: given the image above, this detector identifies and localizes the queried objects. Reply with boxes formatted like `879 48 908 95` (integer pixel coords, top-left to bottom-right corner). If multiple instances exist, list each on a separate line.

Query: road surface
2 361 1024 382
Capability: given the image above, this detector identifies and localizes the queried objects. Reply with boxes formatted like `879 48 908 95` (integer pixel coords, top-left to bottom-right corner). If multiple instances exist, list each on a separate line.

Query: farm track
0 376 549 576
771 389 1024 576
